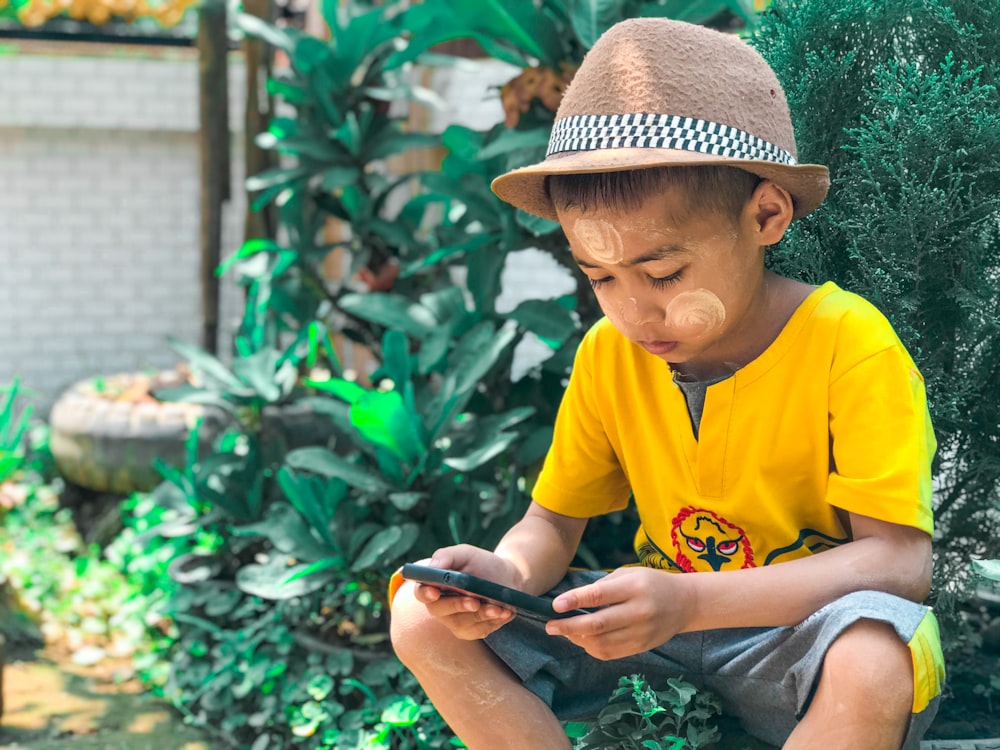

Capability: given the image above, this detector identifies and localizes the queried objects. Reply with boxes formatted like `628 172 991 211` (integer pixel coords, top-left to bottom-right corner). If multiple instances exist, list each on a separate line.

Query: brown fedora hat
491 18 830 220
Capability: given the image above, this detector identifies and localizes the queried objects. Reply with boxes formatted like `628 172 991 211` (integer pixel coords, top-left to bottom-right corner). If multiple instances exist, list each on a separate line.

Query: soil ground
0 643 214 750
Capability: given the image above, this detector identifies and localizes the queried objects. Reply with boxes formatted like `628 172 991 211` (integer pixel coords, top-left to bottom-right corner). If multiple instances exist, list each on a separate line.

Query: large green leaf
351 523 420 571
973 558 1000 582
167 338 256 398
441 124 485 162
232 502 335 562
477 127 552 161
507 299 579 343
287 447 393 494
418 287 469 329
398 8 533 69
236 12 296 53
516 209 562 236
265 76 310 104
443 430 519 472
277 467 346 549
466 246 508 315
365 131 441 162
451 321 517 396
236 555 336 599
378 329 414 406
514 425 554 466
304 377 367 404
640 0 757 26
338 293 439 338
349 389 425 464
254 132 346 162
336 4 397 69
245 165 313 193
476 0 548 61
291 35 334 75
571 0 637 48
231 349 288 402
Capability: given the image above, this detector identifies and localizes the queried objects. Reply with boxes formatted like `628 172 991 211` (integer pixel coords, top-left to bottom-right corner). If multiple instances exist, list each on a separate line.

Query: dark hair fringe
546 166 761 221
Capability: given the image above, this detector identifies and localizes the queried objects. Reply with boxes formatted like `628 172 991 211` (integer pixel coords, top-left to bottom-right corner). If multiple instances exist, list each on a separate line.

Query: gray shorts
484 571 944 749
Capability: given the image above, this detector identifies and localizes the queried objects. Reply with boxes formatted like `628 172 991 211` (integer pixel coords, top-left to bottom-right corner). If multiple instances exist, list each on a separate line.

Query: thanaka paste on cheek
663 288 726 339
573 218 626 264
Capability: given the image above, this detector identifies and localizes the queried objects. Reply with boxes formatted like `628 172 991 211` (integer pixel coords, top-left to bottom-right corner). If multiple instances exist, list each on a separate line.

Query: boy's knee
822 619 913 715
389 582 450 667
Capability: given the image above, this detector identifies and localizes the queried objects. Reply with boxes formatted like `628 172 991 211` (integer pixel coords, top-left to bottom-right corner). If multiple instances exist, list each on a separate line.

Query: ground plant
566 674 722 750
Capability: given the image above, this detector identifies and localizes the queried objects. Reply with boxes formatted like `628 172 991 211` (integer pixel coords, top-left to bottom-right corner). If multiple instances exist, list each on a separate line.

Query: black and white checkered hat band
546 113 797 166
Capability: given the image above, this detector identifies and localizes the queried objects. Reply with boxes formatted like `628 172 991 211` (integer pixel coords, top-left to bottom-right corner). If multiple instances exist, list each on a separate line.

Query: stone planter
49 371 333 495
48 371 227 494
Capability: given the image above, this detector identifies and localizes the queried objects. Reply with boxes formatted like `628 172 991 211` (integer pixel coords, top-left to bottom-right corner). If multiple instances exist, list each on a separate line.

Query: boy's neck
670 274 814 381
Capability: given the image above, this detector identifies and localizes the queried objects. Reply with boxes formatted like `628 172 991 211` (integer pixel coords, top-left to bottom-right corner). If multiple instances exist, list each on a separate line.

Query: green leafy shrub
752 0 1000 638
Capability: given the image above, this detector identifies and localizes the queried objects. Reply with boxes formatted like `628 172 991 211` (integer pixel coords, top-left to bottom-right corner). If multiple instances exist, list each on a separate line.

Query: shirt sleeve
531 325 632 518
826 343 936 535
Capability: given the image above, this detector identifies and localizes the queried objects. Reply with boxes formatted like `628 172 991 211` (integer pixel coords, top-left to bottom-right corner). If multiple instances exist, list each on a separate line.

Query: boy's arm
547 512 930 660
425 502 587 594
493 502 590 594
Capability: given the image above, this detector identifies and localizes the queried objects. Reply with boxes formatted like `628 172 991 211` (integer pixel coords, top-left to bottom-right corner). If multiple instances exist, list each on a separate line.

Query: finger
424 594 484 618
546 606 627 639
412 582 445 604
453 615 513 640
552 579 617 612
428 543 479 570
562 629 635 661
446 607 515 640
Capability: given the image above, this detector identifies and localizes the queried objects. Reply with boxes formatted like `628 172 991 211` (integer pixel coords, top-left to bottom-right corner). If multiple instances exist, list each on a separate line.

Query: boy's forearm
494 503 588 596
679 524 932 632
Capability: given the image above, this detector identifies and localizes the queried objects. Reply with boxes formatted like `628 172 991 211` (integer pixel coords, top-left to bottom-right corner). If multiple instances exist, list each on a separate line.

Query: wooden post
198 0 230 355
242 0 276 243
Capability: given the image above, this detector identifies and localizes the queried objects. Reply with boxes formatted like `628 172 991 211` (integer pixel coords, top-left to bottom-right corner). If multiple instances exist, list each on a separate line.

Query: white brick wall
0 43 246 411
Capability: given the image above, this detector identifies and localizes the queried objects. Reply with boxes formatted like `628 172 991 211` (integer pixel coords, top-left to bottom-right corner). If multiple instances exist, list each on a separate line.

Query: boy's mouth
640 340 678 355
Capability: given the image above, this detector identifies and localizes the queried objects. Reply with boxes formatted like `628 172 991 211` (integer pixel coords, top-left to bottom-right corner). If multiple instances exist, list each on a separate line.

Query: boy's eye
588 276 613 290
648 270 683 289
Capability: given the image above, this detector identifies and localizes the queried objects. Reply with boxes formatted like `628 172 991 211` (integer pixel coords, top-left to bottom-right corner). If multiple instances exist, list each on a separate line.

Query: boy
390 18 944 750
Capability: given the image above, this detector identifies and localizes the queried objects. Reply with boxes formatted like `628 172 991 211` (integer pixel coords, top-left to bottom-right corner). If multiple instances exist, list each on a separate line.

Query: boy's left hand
545 567 693 660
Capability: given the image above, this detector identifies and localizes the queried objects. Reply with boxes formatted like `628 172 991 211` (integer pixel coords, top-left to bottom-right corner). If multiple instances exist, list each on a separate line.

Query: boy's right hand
410 544 521 640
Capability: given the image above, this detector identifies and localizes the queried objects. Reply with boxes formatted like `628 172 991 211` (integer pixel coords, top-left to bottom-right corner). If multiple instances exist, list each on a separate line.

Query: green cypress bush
752 0 1000 632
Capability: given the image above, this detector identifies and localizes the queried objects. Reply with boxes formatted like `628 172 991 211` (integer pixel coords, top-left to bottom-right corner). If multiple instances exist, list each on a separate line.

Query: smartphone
400 563 590 622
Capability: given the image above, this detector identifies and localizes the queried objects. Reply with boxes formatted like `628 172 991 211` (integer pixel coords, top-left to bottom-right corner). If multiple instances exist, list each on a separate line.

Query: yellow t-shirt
533 282 936 573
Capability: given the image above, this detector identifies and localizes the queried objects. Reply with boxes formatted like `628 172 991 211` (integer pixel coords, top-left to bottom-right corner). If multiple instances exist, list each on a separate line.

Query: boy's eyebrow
572 245 687 268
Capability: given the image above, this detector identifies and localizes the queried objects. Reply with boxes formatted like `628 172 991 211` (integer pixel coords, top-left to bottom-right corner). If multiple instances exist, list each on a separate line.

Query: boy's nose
611 295 663 332
625 297 659 324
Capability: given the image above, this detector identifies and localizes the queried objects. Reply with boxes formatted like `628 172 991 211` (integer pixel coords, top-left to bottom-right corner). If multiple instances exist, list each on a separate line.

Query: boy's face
558 186 770 372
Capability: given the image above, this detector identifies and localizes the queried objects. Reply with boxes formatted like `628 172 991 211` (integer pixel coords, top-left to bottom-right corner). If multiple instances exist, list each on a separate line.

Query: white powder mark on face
663 289 726 339
573 218 625 264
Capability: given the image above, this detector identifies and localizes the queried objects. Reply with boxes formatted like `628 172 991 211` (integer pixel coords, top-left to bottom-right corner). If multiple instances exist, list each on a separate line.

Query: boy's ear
746 180 794 245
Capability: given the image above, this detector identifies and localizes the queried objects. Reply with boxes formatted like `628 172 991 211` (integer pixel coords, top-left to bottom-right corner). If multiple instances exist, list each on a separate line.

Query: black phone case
400 564 588 622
